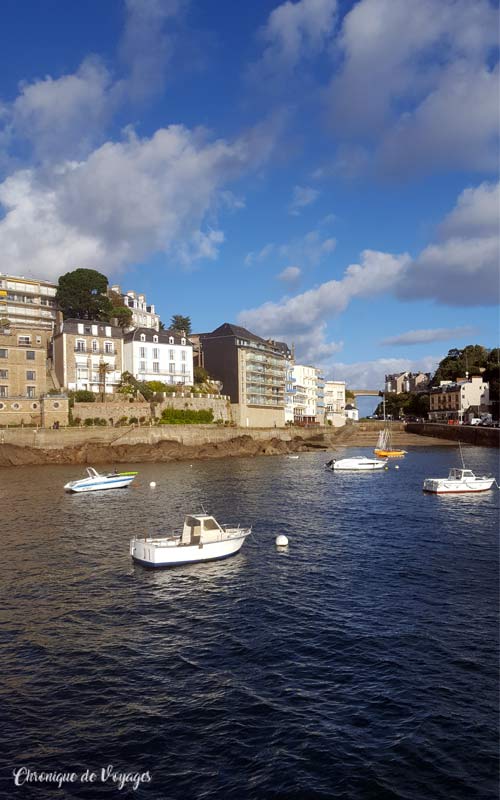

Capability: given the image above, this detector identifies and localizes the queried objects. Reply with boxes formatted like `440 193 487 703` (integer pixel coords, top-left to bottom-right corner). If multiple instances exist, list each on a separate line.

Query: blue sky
0 0 498 392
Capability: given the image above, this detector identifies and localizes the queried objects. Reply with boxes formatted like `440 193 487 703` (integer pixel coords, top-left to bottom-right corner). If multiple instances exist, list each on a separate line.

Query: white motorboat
64 467 138 493
130 513 251 568
423 468 495 494
325 456 387 471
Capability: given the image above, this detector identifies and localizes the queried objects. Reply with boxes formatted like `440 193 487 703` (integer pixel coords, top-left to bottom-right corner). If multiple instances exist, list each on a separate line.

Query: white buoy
395 465 399 470
149 481 156 488
275 534 289 548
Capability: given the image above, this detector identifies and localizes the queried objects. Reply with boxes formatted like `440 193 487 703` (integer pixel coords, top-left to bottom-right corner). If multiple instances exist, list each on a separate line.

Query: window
0 386 8 398
140 347 146 359
0 349 7 358
92 340 98 352
26 371 35 381
169 349 174 361
181 364 186 374
169 337 174 344
153 335 158 343
104 341 113 354
140 361 146 372
0 370 7 379
153 348 159 360
84 326 91 335
140 334 146 342
18 335 31 346
75 339 86 352
26 350 35 360
153 362 159 373
169 364 175 373
181 338 186 345
36 336 42 344
181 351 186 361
26 386 36 398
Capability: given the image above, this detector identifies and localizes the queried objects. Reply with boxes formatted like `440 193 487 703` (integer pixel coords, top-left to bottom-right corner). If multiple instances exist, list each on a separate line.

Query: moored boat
374 426 407 458
326 456 387 471
423 468 495 494
130 513 251 567
64 467 138 493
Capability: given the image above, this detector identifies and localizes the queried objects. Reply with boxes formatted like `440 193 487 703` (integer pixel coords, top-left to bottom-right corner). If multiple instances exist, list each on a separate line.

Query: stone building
385 371 431 394
53 319 123 395
429 375 490 422
0 324 50 401
110 285 160 331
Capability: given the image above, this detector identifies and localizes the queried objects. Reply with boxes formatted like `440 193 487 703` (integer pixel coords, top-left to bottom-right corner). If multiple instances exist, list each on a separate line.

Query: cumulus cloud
7 58 114 162
240 249 409 336
397 181 499 305
381 326 476 346
0 121 281 280
330 355 440 389
251 0 337 81
289 184 320 214
325 0 499 175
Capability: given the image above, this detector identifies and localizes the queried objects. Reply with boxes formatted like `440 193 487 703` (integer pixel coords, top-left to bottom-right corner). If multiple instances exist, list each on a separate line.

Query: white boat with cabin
64 467 138 493
423 468 495 494
130 513 251 567
325 456 387 471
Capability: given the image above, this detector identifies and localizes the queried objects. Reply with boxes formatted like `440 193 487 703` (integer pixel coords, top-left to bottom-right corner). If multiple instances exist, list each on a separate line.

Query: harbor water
1 446 498 799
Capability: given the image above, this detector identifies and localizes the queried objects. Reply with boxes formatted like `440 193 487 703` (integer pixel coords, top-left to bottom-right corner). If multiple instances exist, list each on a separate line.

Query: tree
108 290 133 329
98 360 113 402
158 321 166 331
170 315 192 335
194 366 209 384
432 344 489 385
56 269 114 321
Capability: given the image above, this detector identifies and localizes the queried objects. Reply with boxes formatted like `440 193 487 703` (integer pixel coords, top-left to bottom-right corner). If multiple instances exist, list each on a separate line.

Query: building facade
110 285 160 331
285 364 325 424
385 371 431 394
0 324 51 402
0 273 58 330
123 328 193 385
323 380 347 426
199 323 290 427
53 319 124 395
429 376 490 422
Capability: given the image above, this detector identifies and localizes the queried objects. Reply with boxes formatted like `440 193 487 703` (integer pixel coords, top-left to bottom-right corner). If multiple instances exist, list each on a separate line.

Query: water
1 446 498 799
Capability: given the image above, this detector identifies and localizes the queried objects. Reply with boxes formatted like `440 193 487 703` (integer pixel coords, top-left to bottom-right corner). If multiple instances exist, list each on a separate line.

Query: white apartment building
323 380 346 427
285 364 324 424
0 273 58 330
110 285 160 331
53 319 124 394
123 328 193 385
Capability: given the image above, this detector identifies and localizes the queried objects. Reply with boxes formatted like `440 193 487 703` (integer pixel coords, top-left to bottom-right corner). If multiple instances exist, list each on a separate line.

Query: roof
202 322 269 345
123 327 192 346
56 318 123 337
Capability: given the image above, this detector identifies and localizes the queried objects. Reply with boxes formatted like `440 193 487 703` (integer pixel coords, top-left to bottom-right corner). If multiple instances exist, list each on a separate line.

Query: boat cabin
181 515 224 545
448 469 475 480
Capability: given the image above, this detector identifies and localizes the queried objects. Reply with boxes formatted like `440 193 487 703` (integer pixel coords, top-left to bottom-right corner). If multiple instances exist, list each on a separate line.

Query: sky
0 0 498 394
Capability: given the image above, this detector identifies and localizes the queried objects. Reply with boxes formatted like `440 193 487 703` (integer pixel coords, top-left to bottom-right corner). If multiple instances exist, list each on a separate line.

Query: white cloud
251 0 337 81
325 0 499 175
0 121 280 280
239 249 409 337
278 265 301 282
381 326 476 346
289 184 320 214
330 355 440 389
8 58 114 162
397 181 499 305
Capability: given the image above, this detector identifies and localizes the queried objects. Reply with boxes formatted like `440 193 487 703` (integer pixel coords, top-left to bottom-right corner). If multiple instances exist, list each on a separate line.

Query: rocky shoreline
0 425 457 467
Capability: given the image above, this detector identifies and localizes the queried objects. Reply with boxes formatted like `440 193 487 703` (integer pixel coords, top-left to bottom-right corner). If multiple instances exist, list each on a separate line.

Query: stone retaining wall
405 422 499 448
73 394 231 425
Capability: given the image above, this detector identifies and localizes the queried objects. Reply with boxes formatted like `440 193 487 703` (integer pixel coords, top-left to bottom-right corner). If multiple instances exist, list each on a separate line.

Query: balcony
74 347 118 355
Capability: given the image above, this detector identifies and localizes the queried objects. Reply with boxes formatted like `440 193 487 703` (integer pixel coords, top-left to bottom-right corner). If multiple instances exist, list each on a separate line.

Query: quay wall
405 423 499 448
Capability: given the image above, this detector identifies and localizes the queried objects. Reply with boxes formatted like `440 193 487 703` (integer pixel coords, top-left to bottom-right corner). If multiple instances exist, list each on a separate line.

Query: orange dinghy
374 426 407 458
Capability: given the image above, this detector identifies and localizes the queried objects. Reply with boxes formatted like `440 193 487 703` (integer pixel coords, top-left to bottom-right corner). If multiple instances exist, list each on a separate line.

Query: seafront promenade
0 421 483 467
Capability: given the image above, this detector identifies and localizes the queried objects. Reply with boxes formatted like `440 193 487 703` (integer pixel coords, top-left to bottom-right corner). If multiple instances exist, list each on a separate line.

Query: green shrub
129 416 138 425
160 407 214 425
84 418 93 426
74 390 95 403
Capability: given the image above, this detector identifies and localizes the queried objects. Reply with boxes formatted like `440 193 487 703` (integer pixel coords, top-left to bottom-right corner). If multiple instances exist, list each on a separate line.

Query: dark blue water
1 446 498 799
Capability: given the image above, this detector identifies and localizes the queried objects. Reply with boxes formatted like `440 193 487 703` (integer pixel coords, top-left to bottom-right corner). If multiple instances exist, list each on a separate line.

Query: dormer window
153 335 158 343
140 334 146 342
169 337 174 344
181 338 186 345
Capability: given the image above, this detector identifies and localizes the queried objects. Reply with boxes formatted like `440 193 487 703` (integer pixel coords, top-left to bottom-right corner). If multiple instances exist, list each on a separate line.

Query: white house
123 328 193 385
345 403 359 422
110 285 160 331
285 363 324 424
323 380 346 427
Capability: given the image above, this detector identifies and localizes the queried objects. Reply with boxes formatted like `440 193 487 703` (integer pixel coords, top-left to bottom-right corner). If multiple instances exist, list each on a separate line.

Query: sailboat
373 425 407 458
